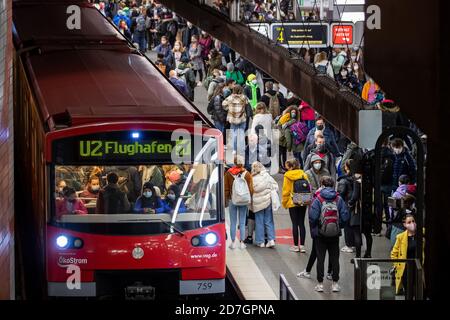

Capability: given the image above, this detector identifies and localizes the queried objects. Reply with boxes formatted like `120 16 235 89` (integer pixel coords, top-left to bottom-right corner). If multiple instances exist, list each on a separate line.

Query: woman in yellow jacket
282 159 310 253
390 214 420 295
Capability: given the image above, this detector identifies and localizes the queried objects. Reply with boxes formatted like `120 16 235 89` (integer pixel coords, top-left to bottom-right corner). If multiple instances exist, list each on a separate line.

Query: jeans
288 206 307 246
133 31 147 53
231 122 246 154
229 203 248 242
214 121 226 145
316 236 340 282
254 205 275 245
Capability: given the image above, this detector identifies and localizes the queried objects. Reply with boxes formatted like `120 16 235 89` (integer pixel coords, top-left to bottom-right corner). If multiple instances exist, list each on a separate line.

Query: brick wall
0 0 14 300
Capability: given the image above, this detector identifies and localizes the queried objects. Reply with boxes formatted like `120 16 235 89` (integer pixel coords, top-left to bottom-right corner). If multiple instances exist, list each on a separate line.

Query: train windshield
51 131 222 233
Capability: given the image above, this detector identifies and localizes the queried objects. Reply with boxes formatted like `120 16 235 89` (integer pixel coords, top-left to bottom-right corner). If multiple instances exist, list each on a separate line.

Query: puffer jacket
305 154 330 193
251 169 278 213
222 94 248 125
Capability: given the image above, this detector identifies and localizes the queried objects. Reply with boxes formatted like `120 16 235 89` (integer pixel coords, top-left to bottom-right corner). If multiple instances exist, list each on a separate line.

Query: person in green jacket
225 62 245 86
243 73 261 109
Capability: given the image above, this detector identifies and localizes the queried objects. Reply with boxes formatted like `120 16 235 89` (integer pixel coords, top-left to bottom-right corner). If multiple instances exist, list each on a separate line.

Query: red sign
332 25 353 45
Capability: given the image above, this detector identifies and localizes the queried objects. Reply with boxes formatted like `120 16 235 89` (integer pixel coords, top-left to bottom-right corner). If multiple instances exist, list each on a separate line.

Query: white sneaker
257 242 265 248
341 246 354 253
229 240 237 249
332 282 341 292
300 245 306 253
314 283 324 292
266 240 275 248
289 246 300 252
326 273 333 281
197 81 202 87
296 270 311 279
240 242 247 249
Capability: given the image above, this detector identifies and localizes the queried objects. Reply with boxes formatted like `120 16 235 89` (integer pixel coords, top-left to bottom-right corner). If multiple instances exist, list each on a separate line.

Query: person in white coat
251 161 278 248
250 102 273 138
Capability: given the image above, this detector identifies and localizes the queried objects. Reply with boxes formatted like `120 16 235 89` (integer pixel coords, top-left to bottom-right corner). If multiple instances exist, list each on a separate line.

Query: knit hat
168 170 181 183
247 74 256 82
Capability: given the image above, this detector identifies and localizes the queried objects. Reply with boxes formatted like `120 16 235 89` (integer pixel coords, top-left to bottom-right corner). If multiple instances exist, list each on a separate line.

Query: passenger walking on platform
134 182 165 214
56 187 88 220
390 138 417 192
282 159 310 253
222 85 248 155
244 74 261 110
304 117 340 158
250 102 273 138
188 35 204 85
299 101 316 131
285 106 308 167
198 31 213 70
206 69 225 102
306 154 330 194
251 161 278 248
309 176 349 293
96 172 131 214
304 134 337 182
224 155 254 250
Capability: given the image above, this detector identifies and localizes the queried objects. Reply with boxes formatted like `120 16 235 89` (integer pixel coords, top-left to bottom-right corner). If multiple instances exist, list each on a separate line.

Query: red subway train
13 1 225 299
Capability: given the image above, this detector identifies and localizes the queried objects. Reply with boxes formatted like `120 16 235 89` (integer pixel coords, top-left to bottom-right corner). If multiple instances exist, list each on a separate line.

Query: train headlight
191 236 201 247
205 232 218 246
56 235 69 248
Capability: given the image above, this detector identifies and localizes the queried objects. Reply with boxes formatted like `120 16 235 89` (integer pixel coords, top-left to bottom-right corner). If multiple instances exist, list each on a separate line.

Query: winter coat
338 174 362 227
225 70 245 85
250 113 273 137
305 126 340 157
299 102 315 121
96 184 131 214
224 167 254 206
251 169 278 213
304 147 337 181
244 82 261 109
207 77 224 101
134 196 165 213
188 44 204 70
309 187 349 238
331 51 347 75
222 94 248 125
260 90 286 118
306 155 330 193
198 36 213 59
392 151 416 187
207 55 223 77
56 199 88 219
207 94 227 123
177 63 197 99
169 77 189 96
282 169 309 209
181 26 199 48
315 60 334 78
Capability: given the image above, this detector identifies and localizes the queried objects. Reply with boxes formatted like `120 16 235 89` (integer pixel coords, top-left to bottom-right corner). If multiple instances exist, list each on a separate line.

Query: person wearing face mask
336 65 359 92
306 155 330 195
155 35 174 70
188 35 204 85
206 68 225 102
331 48 347 77
181 21 199 49
79 176 101 204
244 74 261 110
304 135 337 182
304 117 340 158
134 182 165 214
391 214 419 295
389 189 417 247
171 40 187 69
162 184 186 214
56 187 88 220
207 83 230 144
390 138 416 193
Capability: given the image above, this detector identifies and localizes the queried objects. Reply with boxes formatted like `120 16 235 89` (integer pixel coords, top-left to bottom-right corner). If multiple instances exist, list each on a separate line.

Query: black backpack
292 178 312 206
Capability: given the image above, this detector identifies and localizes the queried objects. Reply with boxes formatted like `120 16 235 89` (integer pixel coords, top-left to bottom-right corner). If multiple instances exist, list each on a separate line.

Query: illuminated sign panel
331 23 354 46
271 23 329 48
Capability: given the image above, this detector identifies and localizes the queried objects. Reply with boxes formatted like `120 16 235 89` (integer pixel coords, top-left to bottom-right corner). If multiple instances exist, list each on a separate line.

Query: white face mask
354 65 359 71
144 191 152 198
405 222 416 232
167 194 176 200
313 163 322 170
91 185 100 191
252 79 258 85
341 70 348 77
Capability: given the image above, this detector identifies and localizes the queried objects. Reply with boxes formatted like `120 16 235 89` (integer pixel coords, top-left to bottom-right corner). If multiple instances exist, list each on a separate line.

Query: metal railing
353 258 423 300
279 274 299 300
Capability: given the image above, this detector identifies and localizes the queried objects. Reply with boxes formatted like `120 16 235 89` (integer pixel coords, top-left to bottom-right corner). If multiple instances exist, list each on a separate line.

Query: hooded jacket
162 184 187 214
305 154 330 193
309 187 349 238
304 145 337 181
96 184 131 214
251 168 278 213
282 169 309 209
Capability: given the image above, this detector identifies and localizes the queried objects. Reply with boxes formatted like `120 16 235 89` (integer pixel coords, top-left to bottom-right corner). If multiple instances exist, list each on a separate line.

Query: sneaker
371 232 382 237
256 242 265 248
243 237 253 244
332 282 341 292
314 283 324 292
326 273 333 281
240 242 247 249
341 246 354 253
266 240 275 248
299 245 306 253
229 240 237 250
289 246 300 252
197 81 202 87
296 270 311 279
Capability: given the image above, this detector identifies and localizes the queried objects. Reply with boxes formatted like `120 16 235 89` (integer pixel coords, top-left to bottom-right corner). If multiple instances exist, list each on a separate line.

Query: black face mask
316 144 326 153
316 125 324 131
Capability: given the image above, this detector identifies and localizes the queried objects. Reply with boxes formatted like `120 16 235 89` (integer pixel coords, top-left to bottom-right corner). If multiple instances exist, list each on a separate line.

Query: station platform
146 51 393 300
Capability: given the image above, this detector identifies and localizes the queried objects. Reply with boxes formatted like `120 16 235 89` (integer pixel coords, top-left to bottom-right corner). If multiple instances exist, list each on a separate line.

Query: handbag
271 189 281 212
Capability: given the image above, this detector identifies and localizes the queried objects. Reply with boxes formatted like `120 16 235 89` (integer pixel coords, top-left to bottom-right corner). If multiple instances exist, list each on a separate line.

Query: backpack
136 16 146 32
316 64 327 74
289 121 309 145
231 171 251 206
265 93 280 118
203 75 214 90
317 195 340 237
166 21 177 37
291 178 312 206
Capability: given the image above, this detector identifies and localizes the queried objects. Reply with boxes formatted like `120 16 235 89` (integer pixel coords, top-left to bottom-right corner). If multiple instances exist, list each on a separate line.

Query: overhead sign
331 23 354 46
271 23 329 48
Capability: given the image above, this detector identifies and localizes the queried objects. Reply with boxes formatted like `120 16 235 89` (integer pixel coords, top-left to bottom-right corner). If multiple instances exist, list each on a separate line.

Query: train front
45 126 226 299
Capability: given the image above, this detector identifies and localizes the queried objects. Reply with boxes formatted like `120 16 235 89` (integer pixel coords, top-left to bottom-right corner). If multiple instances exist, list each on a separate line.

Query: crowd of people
87 0 425 296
